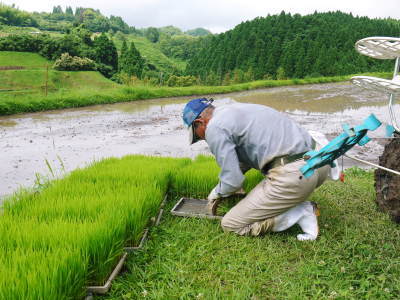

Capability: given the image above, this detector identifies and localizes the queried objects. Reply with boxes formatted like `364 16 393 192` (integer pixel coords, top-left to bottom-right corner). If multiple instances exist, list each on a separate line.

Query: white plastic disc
356 37 400 59
351 76 400 96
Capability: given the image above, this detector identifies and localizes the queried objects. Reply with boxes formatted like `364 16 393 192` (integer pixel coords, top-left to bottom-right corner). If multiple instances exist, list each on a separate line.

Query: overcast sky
4 0 400 33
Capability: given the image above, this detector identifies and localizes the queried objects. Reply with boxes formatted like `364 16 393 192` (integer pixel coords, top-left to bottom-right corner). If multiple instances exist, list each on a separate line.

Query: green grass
0 51 393 115
100 163 400 300
1 155 399 298
0 51 50 68
0 51 117 93
111 33 186 73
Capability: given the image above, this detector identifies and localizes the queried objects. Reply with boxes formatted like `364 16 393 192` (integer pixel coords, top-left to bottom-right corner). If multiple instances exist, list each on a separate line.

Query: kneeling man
182 98 331 241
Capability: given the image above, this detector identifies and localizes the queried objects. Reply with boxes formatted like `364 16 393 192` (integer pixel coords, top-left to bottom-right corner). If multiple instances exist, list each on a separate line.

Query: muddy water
0 82 397 199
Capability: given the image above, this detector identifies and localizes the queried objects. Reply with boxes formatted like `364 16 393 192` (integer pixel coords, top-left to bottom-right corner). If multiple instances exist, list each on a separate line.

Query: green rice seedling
0 247 88 300
242 169 264 192
172 155 264 199
0 216 96 251
0 153 262 298
172 155 220 198
0 154 193 298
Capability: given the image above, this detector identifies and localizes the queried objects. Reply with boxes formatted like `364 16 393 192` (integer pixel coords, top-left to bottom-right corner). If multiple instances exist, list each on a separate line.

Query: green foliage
159 34 200 60
276 66 286 80
0 3 38 27
0 32 84 61
145 27 160 43
0 5 203 79
109 15 130 34
185 28 212 37
52 5 63 14
118 41 144 78
166 75 197 87
158 25 183 36
53 53 96 71
79 8 110 32
186 11 399 81
13 5 136 34
112 33 185 75
93 33 118 76
205 70 220 85
65 6 73 15
0 29 118 76
0 66 391 116
0 34 44 53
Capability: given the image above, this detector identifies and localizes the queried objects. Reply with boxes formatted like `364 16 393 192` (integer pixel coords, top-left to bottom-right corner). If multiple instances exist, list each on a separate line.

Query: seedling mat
171 197 222 220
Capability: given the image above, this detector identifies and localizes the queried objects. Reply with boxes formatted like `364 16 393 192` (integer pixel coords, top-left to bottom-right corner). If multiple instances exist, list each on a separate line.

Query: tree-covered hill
3 5 400 87
186 11 400 83
0 4 210 81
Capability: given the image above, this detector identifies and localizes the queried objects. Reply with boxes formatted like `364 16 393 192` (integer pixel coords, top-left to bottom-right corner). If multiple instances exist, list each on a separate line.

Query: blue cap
182 98 214 144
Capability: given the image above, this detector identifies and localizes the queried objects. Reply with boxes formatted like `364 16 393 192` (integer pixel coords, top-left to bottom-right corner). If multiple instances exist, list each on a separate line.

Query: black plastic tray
171 197 222 220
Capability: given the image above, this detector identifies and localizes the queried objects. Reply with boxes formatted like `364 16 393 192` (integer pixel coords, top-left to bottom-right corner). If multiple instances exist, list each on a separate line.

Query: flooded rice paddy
1 82 398 199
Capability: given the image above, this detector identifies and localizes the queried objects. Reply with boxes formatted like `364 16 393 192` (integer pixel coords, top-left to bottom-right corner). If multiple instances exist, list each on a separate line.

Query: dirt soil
375 136 400 223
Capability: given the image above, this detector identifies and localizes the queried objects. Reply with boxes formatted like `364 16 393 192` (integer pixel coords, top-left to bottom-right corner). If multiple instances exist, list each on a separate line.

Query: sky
3 0 400 33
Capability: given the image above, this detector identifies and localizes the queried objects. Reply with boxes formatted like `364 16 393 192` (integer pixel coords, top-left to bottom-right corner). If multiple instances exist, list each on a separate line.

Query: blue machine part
386 124 395 137
300 114 382 178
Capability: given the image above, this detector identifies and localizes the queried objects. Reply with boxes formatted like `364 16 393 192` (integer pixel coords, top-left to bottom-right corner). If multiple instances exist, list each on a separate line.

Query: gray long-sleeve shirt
205 103 314 197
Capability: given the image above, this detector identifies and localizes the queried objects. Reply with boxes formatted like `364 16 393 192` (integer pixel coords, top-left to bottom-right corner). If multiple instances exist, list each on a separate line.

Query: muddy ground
0 82 396 200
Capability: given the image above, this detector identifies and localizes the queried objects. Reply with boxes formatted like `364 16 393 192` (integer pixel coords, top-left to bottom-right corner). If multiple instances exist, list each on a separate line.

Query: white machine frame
351 37 400 132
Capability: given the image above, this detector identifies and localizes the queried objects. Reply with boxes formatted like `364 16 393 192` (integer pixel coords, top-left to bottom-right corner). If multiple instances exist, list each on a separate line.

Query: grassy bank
0 51 117 98
102 163 400 299
111 34 186 73
2 155 399 298
0 71 391 116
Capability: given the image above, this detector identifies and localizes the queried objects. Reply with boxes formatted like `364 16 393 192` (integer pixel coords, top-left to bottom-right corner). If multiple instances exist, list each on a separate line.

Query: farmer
182 98 334 241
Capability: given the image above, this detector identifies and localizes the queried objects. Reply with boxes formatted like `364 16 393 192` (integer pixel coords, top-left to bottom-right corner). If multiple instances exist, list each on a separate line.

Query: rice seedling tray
124 228 149 252
87 252 128 294
171 197 222 220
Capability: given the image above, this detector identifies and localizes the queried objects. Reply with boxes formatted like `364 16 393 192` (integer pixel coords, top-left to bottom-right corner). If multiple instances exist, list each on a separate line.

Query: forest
1 4 399 86
186 11 400 83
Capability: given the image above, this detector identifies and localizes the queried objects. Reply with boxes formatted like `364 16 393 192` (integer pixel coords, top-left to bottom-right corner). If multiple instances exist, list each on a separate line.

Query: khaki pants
221 159 330 236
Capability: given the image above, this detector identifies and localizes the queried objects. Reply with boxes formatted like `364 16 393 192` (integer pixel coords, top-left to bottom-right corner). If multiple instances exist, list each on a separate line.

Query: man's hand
207 187 220 215
206 187 246 215
234 187 246 196
207 187 219 201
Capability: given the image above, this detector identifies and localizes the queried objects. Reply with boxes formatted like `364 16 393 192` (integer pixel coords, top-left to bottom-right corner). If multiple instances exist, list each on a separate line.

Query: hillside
0 4 209 78
111 34 186 73
186 11 400 82
0 51 116 93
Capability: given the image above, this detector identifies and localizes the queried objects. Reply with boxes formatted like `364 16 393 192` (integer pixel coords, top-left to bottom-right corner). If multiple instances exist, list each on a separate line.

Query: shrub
167 75 197 87
53 53 96 71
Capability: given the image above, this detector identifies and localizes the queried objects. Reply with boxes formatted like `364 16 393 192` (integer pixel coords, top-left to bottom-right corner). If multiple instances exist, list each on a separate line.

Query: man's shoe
296 201 320 241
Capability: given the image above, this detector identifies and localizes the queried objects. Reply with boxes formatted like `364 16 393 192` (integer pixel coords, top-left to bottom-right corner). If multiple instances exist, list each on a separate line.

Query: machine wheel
374 135 400 223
